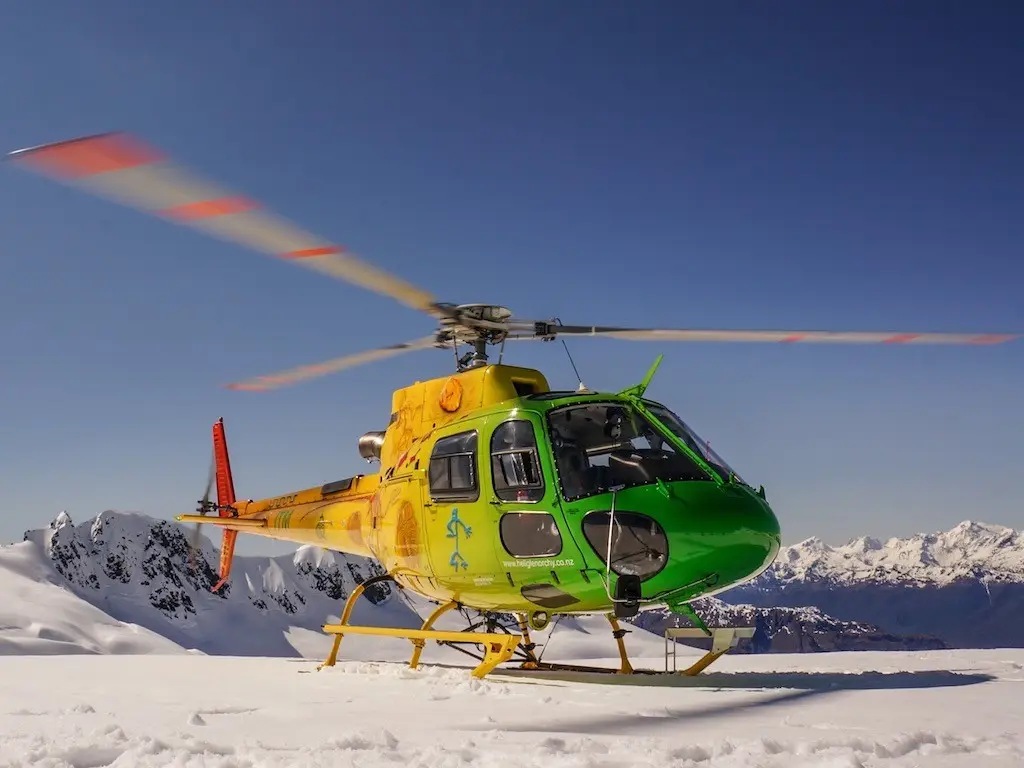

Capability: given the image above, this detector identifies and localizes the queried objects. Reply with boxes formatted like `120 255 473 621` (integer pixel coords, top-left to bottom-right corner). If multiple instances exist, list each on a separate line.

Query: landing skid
318 575 519 679
317 575 750 680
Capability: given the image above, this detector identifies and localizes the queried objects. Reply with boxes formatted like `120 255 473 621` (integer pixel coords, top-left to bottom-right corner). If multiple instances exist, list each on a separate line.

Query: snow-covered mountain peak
767 520 1024 587
844 535 883 553
10 509 412 656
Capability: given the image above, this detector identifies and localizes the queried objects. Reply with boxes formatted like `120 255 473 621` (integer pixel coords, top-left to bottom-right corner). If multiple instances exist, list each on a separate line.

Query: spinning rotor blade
187 449 216 574
6 133 442 317
541 326 1017 345
226 335 440 391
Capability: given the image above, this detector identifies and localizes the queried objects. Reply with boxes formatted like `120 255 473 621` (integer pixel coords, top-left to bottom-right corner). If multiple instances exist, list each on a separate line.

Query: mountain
0 531 185 656
8 509 420 657
723 520 1024 648
631 598 946 653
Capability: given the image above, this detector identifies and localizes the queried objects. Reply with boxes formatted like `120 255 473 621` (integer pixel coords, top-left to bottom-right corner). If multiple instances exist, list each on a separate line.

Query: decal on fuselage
446 508 472 571
272 509 295 529
502 558 576 569
266 494 298 511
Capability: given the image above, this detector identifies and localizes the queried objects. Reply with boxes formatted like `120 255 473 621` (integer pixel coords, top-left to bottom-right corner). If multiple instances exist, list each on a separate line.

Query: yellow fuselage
217 364 552 607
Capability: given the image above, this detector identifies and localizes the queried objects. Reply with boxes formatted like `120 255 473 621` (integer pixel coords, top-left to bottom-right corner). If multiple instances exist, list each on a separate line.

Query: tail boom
179 478 379 554
176 419 381 592
223 476 379 557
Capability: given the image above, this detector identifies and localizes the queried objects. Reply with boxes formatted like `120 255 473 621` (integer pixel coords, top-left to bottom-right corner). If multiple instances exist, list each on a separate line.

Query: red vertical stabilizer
211 418 238 593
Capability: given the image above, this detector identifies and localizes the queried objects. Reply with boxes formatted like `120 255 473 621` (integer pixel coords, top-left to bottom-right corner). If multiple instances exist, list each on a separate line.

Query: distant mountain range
719 520 1024 649
2 511 1020 657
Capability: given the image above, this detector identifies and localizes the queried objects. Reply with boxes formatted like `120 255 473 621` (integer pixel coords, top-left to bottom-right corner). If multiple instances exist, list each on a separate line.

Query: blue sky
2 2 1021 554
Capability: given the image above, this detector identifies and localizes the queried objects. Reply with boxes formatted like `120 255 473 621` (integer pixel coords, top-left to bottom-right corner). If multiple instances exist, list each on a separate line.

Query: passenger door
423 429 485 586
487 417 591 610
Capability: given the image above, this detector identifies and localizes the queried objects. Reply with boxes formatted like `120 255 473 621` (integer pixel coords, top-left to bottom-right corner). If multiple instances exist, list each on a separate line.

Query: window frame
489 419 546 503
428 430 480 502
499 511 564 559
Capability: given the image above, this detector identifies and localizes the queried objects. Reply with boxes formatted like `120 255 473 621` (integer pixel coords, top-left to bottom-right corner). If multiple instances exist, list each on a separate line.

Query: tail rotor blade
187 449 217 574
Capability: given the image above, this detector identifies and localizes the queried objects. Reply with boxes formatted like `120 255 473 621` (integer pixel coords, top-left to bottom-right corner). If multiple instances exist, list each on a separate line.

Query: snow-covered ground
1 622 1021 767
3 511 1022 766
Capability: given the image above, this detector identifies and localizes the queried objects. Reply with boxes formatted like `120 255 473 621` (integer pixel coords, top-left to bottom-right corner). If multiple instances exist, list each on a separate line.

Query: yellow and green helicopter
7 133 1017 678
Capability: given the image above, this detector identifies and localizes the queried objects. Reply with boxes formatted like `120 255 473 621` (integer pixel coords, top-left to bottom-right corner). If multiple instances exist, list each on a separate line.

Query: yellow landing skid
664 627 755 675
316 575 748 680
319 623 520 679
317 582 520 679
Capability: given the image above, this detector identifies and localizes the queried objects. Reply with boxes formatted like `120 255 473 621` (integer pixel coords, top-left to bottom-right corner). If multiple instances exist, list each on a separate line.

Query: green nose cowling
663 481 781 596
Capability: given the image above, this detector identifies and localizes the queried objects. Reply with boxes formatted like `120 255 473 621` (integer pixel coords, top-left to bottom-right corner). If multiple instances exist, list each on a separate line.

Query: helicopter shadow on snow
467 667 995 735
490 667 994 692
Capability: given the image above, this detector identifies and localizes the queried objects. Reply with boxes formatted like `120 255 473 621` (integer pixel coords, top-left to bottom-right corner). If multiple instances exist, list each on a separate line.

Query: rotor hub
434 304 518 369
435 304 509 340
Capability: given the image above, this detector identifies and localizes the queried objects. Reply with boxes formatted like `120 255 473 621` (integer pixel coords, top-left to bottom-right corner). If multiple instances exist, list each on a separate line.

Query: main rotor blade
546 326 1017 345
7 133 443 318
225 335 440 391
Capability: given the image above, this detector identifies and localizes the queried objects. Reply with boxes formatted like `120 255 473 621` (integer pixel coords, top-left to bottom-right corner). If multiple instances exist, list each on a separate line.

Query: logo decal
446 508 472 571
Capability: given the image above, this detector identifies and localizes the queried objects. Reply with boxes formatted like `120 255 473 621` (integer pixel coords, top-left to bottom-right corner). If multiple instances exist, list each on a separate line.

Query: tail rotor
187 448 217 575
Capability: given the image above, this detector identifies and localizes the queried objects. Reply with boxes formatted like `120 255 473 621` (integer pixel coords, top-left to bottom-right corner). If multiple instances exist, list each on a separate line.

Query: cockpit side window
490 420 545 502
428 430 479 501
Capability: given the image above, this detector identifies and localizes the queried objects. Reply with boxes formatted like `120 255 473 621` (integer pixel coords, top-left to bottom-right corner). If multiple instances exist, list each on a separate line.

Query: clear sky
2 2 1021 554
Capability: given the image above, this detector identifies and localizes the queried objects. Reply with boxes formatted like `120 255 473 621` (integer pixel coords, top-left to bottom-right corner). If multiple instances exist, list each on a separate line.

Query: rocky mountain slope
12 510 418 657
633 598 946 654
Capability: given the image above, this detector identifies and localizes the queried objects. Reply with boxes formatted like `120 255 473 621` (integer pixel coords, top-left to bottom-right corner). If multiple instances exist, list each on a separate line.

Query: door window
490 420 544 502
428 431 479 501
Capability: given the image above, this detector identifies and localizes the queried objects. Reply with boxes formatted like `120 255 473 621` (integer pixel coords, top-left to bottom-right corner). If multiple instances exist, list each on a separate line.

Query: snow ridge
765 520 1024 588
12 509 416 657
727 520 1024 649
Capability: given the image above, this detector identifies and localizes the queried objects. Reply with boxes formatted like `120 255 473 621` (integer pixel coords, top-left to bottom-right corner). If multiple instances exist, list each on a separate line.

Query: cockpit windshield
643 400 745 485
546 402 712 501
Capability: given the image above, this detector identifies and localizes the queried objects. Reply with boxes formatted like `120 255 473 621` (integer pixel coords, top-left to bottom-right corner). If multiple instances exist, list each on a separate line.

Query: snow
1 511 1022 765
0 645 1021 767
767 520 1024 587
0 540 186 656
8 510 420 658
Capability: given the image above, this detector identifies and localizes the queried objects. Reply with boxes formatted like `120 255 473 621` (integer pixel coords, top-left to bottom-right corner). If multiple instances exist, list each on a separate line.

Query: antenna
555 318 587 391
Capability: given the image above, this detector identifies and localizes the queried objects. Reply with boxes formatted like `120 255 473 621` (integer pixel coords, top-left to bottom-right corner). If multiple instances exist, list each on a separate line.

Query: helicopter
7 133 1018 678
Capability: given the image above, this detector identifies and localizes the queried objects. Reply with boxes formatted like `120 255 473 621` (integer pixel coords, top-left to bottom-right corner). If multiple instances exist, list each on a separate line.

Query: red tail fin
211 418 238 593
